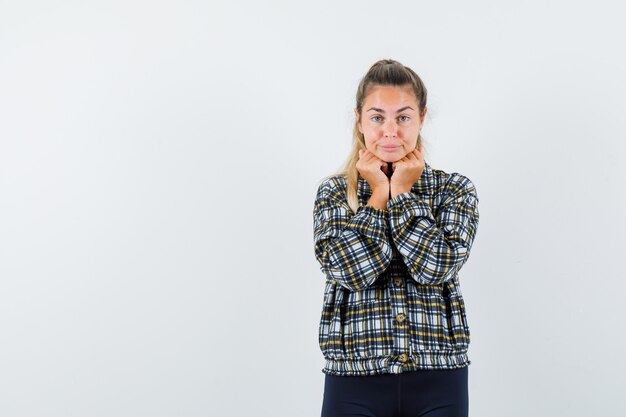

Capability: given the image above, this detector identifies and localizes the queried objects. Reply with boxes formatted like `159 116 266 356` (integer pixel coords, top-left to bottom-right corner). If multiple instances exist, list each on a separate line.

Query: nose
383 119 398 137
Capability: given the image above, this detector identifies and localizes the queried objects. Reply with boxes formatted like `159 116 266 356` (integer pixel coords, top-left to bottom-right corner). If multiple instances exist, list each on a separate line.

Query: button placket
387 269 410 369
396 312 407 323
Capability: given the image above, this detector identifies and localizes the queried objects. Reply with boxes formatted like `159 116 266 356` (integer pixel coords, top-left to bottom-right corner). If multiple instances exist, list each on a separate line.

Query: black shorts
321 366 468 417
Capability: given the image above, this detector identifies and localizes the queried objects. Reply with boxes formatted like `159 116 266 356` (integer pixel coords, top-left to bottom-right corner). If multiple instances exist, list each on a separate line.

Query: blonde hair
325 59 429 213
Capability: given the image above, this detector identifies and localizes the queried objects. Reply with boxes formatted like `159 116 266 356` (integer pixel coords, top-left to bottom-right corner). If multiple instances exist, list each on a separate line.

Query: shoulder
431 166 478 201
315 174 348 199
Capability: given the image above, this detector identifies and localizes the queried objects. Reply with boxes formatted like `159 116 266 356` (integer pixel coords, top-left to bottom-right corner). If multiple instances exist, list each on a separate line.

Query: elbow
410 267 458 286
408 254 468 286
321 257 391 292
321 264 383 292
317 242 393 292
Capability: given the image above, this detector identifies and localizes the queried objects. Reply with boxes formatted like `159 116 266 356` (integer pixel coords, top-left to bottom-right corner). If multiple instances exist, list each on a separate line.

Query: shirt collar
358 160 434 196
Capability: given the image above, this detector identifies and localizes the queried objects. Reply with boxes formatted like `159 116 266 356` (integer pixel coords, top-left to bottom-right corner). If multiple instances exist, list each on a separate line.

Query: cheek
366 124 382 132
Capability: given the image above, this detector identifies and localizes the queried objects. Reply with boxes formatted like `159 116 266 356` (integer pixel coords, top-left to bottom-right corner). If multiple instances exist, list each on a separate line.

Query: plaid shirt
313 161 480 376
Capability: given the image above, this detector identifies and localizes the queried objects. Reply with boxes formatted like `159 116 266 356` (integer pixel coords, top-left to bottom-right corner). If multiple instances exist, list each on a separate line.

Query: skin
354 85 427 209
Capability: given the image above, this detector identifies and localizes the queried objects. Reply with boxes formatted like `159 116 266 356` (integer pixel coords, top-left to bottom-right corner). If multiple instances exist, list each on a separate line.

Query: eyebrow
366 106 414 113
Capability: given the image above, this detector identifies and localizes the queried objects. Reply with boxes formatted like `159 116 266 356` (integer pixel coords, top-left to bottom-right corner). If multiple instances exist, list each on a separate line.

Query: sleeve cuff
387 192 433 218
357 204 389 218
346 204 389 241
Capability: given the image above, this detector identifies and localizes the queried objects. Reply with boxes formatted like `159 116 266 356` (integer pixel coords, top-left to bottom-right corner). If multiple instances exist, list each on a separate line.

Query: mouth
380 146 400 151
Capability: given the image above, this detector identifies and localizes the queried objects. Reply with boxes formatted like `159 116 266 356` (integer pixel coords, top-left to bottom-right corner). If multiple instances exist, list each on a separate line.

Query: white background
1 1 625 416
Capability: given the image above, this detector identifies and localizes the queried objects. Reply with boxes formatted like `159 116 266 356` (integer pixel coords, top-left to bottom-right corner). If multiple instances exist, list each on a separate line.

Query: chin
377 153 402 163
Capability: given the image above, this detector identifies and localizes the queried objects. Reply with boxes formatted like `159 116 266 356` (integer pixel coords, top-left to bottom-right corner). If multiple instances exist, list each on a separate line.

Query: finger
362 151 376 162
366 149 382 160
368 152 386 164
359 149 372 160
379 158 390 172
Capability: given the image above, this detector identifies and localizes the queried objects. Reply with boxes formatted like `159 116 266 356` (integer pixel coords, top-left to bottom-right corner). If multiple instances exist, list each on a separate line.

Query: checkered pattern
313 162 480 376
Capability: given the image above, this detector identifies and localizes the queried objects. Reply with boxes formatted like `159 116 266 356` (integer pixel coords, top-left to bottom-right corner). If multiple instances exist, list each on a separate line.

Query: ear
420 106 428 125
354 108 362 134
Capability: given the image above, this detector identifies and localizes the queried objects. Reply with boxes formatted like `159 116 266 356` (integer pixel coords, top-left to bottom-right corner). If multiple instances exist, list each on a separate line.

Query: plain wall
1 0 625 416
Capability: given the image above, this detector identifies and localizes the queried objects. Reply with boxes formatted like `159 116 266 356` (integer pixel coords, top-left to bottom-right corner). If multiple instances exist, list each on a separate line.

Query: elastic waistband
322 351 470 376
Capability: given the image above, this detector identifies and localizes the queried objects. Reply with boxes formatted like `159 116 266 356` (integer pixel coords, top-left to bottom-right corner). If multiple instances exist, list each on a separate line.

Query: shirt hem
321 351 471 376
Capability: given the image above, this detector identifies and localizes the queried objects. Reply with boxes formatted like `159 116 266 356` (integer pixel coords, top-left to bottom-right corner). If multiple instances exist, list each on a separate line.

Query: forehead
364 85 417 107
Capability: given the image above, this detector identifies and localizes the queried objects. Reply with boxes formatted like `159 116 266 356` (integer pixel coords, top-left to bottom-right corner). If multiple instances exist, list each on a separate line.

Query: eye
399 115 410 122
371 116 382 122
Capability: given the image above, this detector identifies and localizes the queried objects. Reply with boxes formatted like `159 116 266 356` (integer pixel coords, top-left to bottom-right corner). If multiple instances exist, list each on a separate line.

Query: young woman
313 59 480 417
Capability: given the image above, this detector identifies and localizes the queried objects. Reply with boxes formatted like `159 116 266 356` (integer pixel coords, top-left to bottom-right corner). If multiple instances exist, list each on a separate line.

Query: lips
381 146 400 151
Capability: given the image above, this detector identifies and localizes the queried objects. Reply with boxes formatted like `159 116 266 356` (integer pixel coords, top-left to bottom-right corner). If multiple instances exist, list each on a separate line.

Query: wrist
390 185 412 198
367 190 389 210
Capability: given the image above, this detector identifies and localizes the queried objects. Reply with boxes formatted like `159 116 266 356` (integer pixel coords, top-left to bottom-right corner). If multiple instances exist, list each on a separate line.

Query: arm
313 178 393 291
387 174 479 286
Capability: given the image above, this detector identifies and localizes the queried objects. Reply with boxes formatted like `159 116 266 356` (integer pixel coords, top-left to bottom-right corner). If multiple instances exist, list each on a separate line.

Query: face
355 85 426 162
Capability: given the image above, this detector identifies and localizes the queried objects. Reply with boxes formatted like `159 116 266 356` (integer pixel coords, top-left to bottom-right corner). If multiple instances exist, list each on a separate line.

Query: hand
357 149 390 194
390 147 425 197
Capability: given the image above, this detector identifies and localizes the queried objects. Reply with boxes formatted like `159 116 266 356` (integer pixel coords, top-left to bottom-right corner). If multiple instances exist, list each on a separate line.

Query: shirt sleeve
387 174 479 286
313 178 393 291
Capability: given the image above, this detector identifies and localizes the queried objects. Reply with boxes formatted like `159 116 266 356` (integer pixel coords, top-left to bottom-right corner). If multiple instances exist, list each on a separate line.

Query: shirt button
396 313 406 323
393 278 403 287
398 353 408 363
